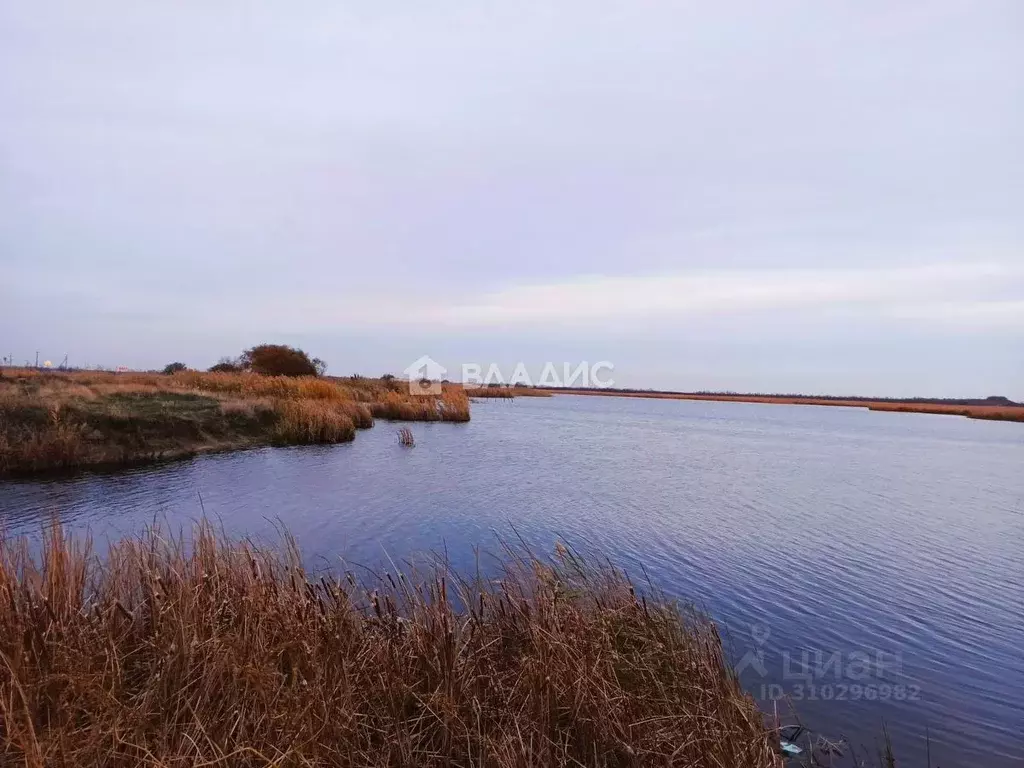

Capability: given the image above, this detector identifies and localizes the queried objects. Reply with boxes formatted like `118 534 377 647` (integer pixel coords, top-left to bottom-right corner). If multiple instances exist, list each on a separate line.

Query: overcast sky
2 1 1022 396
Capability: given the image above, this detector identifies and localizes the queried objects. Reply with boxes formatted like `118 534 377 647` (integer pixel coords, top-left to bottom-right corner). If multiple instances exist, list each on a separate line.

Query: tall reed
369 388 470 423
0 522 780 767
1 371 470 474
271 400 358 444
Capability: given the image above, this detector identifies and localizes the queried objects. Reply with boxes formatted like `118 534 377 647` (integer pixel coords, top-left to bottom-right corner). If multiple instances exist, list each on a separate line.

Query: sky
1 1 1022 397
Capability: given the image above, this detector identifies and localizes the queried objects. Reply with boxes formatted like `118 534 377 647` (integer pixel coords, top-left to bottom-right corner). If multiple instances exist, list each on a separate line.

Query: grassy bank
0 523 780 767
539 389 1024 423
0 369 470 476
464 385 554 399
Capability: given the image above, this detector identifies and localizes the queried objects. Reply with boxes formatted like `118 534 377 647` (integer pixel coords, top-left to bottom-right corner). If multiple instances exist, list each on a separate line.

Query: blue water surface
2 395 1022 766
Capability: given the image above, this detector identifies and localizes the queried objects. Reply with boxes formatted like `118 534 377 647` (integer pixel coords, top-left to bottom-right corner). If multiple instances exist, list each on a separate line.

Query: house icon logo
403 355 447 395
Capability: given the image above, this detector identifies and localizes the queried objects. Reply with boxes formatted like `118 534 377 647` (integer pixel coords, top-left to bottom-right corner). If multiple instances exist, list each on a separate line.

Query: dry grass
866 402 1024 421
541 389 1024 423
175 371 367 403
370 388 471 423
464 386 554 399
0 522 780 767
0 370 470 475
271 400 358 444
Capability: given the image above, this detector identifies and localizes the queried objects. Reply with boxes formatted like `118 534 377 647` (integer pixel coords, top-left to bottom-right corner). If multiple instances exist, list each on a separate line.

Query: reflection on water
2 395 1022 767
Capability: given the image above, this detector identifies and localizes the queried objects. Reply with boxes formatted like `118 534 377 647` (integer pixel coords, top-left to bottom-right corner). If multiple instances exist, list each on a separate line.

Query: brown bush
241 344 322 377
208 358 242 373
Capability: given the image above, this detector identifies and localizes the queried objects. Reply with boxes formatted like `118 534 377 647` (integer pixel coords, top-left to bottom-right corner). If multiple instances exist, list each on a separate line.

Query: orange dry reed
0 522 780 767
463 386 553 399
0 369 470 475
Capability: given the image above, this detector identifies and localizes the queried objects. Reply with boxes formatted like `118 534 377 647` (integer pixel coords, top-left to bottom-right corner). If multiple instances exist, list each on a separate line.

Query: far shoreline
533 388 1024 423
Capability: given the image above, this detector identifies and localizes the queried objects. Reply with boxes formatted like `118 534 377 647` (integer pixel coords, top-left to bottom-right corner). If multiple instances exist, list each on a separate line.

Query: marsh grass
370 388 471 423
271 400 358 444
0 370 470 475
866 402 1024 421
464 386 553 399
0 522 780 767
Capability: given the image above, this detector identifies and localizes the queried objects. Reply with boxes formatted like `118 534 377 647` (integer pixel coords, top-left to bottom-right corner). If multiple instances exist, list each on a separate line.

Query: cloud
80 261 1014 338
885 300 1024 328
1 2 1021 393
427 263 1024 330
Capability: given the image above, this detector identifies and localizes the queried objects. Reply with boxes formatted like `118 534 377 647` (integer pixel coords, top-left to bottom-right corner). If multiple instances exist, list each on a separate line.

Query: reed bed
271 400 358 444
369 388 471 423
464 386 553 399
0 522 780 767
0 370 470 475
866 402 1024 421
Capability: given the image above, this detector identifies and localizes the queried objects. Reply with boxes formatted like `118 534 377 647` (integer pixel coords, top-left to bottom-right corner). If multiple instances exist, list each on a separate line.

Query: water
2 395 1022 766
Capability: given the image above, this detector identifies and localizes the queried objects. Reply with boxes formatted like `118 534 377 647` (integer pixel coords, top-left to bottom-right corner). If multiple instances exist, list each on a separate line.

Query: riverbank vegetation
541 388 1024 423
0 522 781 767
203 344 327 377
464 384 554 399
0 367 470 476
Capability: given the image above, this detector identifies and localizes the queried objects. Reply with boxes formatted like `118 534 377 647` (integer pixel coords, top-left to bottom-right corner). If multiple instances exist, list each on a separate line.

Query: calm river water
2 395 1022 766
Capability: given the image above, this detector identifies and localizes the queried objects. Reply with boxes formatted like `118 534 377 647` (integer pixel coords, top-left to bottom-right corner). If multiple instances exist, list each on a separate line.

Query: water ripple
1 396 1022 767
